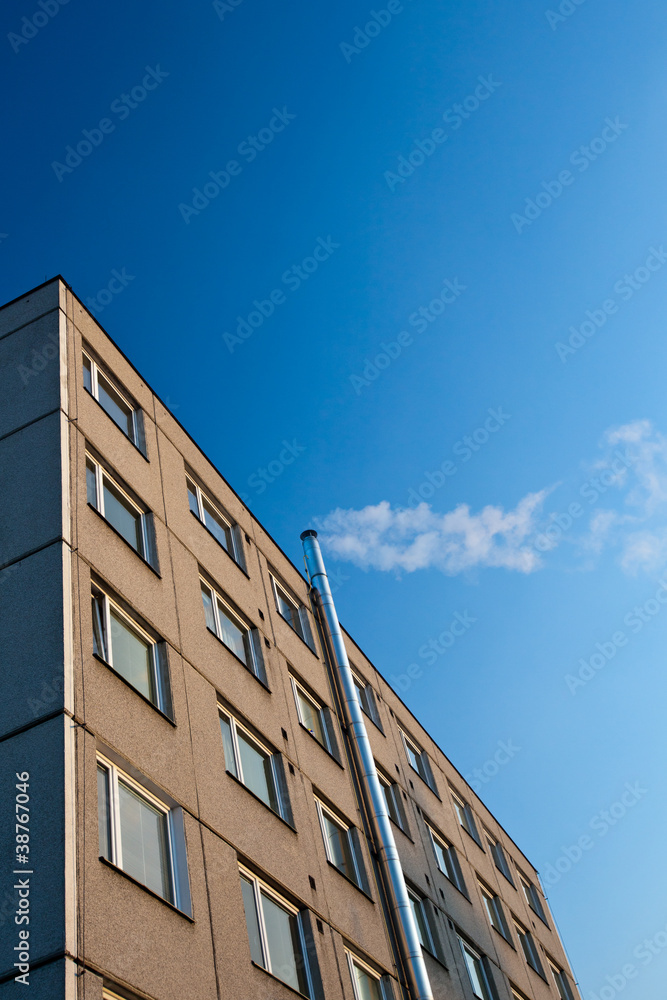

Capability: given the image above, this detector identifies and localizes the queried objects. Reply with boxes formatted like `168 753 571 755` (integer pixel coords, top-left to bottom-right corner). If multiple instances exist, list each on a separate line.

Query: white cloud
315 492 549 576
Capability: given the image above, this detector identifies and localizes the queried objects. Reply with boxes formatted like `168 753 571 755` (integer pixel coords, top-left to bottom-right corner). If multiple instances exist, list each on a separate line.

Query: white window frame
186 475 244 563
239 864 314 996
399 728 434 788
200 577 264 678
91 586 170 714
97 754 188 912
451 789 481 844
314 797 363 887
346 950 389 1000
290 677 328 746
515 920 545 977
485 833 514 885
479 883 511 942
377 771 406 832
83 350 142 447
519 874 548 924
86 453 152 561
270 574 316 650
219 708 288 818
427 824 466 893
407 886 436 953
459 937 495 1000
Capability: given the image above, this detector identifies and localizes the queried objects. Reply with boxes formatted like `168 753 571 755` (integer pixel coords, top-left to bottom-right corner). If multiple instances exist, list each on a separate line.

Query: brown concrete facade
0 278 580 1000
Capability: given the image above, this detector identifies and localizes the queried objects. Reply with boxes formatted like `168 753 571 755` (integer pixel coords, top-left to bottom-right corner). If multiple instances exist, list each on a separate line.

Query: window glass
219 714 237 777
321 811 355 879
261 889 309 994
461 943 491 1000
487 837 513 882
97 370 134 437
237 729 279 812
187 479 199 516
202 496 231 550
83 354 93 392
201 583 217 632
109 608 153 700
216 598 249 664
241 876 264 966
352 961 381 1000
86 458 98 506
408 892 430 949
97 765 110 858
102 478 142 552
118 779 172 902
380 779 401 827
295 686 326 744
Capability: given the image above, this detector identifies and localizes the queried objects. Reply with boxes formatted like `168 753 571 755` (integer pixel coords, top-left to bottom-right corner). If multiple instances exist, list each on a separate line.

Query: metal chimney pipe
301 530 434 1000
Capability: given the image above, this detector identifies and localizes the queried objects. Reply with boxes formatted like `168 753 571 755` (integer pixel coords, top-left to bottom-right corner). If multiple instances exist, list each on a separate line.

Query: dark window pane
103 478 142 553
83 355 92 392
219 714 237 777
216 600 249 664
201 583 216 632
186 480 200 517
86 460 98 507
92 596 107 660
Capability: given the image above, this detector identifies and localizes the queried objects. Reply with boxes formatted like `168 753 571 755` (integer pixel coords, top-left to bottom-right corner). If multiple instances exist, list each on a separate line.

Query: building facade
0 278 579 1000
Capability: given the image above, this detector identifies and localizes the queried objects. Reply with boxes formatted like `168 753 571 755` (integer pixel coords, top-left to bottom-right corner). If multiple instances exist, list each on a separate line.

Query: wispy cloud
315 492 549 575
314 420 667 578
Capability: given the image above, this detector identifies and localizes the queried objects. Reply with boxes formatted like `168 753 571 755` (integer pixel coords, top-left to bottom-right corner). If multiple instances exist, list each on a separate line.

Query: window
92 587 171 715
459 938 495 1000
290 677 341 761
520 874 548 925
515 921 546 978
271 575 317 652
549 962 575 1000
240 867 317 996
83 351 145 453
186 476 246 568
97 755 189 913
400 729 437 792
86 454 157 567
377 771 408 833
406 886 445 962
219 711 292 823
486 834 514 885
451 790 482 846
352 669 383 730
427 825 467 894
346 952 393 1000
315 798 369 892
479 883 512 942
200 578 267 683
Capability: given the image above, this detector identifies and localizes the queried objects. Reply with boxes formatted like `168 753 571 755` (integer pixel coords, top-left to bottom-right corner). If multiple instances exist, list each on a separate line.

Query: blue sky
3 0 667 996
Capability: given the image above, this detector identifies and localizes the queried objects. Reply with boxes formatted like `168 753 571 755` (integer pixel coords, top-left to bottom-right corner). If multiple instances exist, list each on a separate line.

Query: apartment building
0 277 580 1000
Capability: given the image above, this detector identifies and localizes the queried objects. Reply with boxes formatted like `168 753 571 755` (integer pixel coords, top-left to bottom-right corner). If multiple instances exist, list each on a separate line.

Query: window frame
377 770 408 834
239 864 315 997
83 350 145 453
200 576 267 683
219 708 292 823
91 586 172 717
270 574 317 652
346 950 392 1000
427 824 467 895
458 937 496 1000
479 882 512 943
406 885 438 956
451 789 482 846
514 920 546 978
549 960 575 1000
485 833 514 885
399 728 437 792
186 475 246 568
314 797 367 891
519 873 548 926
86 452 156 567
96 754 189 913
290 676 340 760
